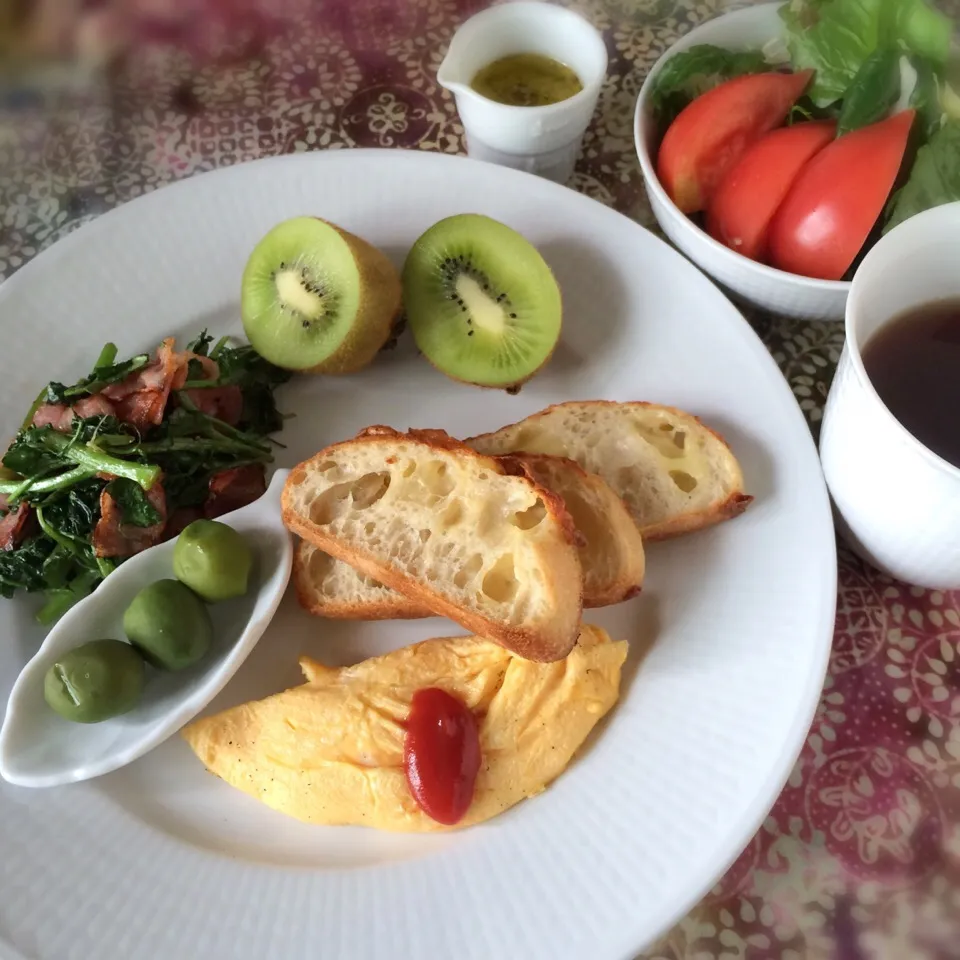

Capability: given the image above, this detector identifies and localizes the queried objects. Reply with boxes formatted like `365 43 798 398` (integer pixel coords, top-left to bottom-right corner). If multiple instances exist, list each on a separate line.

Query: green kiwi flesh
241 217 362 371
402 214 562 388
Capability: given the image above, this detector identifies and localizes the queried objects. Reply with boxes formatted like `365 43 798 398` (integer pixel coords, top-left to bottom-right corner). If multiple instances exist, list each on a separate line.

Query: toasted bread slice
294 540 430 621
282 427 583 661
467 401 752 540
523 454 645 605
293 452 646 620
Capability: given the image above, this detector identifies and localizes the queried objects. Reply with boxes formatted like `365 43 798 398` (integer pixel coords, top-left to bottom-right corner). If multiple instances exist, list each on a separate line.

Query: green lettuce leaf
649 44 769 130
780 0 953 107
942 59 960 121
883 120 960 232
907 55 947 138
836 48 902 135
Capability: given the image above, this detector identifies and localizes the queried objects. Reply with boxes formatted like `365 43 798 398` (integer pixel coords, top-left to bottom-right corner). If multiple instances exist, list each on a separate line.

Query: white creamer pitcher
437 1 608 184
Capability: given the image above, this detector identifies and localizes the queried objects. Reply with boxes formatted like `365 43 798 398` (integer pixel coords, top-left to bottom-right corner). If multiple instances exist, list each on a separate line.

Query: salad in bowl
635 0 959 319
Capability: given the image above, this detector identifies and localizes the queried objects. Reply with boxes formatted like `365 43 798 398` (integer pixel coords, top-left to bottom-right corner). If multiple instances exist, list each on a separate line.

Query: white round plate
0 150 835 960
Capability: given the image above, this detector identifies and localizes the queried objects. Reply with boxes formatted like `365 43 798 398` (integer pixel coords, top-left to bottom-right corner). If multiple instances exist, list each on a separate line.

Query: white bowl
634 2 850 322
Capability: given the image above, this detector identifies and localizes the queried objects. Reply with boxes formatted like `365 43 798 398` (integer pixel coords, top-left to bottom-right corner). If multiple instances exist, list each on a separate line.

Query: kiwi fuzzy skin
305 218 402 375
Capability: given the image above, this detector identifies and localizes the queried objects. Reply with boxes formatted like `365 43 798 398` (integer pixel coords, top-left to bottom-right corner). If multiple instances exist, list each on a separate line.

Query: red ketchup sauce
403 688 481 825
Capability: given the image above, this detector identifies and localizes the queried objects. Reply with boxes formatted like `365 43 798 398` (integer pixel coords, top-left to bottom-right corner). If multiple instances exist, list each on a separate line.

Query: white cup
819 201 960 589
437 1 607 184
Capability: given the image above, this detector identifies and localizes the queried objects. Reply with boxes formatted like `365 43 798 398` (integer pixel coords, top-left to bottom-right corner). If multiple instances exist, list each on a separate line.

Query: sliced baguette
293 452 646 620
282 427 583 661
523 453 645 605
468 401 752 540
294 540 430 621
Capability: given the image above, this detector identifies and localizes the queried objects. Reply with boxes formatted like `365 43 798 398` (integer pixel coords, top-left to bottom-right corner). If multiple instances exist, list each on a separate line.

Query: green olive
43 639 145 724
173 519 253 603
123 579 213 671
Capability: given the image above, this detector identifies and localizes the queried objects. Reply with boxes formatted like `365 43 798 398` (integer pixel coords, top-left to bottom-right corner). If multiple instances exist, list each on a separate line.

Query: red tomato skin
767 110 915 281
657 70 813 214
706 120 837 262
403 687 481 826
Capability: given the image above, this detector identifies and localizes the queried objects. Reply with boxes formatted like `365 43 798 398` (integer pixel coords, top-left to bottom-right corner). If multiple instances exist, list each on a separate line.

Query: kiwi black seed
401 214 562 389
241 216 401 374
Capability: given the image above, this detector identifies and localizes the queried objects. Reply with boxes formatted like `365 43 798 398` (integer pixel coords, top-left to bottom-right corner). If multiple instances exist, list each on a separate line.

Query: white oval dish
0 468 292 789
633 2 851 322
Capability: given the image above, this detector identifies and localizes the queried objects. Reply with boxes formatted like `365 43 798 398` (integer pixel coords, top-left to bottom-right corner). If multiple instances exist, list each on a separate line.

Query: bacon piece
100 340 229 432
163 506 203 541
183 385 243 426
102 338 180 400
185 353 219 382
0 496 34 551
178 348 242 425
72 394 117 420
109 391 167 433
31 394 117 433
102 338 183 432
93 478 168 558
31 404 73 431
204 464 266 519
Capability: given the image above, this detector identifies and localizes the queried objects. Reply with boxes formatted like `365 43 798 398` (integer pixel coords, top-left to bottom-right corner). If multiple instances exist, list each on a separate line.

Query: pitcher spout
437 51 470 95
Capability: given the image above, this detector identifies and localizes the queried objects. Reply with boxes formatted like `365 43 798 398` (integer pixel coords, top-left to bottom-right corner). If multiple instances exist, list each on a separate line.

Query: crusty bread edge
641 490 754 541
293 539 433 620
281 428 583 662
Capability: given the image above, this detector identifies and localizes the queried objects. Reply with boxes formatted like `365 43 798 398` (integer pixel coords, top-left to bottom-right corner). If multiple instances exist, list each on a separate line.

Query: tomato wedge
767 110 915 281
706 120 836 262
404 687 481 825
657 70 813 214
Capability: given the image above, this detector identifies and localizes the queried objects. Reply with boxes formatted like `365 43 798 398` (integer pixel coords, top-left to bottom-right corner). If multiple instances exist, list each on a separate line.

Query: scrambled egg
181 625 627 831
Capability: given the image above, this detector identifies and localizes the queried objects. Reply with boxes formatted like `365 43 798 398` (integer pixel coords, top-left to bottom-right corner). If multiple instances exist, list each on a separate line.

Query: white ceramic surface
633 2 851 322
820 202 960 589
438 1 607 183
0 149 835 960
0 470 293 789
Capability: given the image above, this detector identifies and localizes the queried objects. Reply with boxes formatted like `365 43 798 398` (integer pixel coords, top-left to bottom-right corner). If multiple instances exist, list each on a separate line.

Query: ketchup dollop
403 687 481 825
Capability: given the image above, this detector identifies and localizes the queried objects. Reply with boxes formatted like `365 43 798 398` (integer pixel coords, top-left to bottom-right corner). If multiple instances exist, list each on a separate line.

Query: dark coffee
860 297 960 468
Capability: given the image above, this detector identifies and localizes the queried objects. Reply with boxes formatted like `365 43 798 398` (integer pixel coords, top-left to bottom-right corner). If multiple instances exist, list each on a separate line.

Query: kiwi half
401 214 562 389
241 216 401 374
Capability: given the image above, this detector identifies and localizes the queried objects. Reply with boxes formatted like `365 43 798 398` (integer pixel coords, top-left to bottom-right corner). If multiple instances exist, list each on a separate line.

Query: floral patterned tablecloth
2 2 959 958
